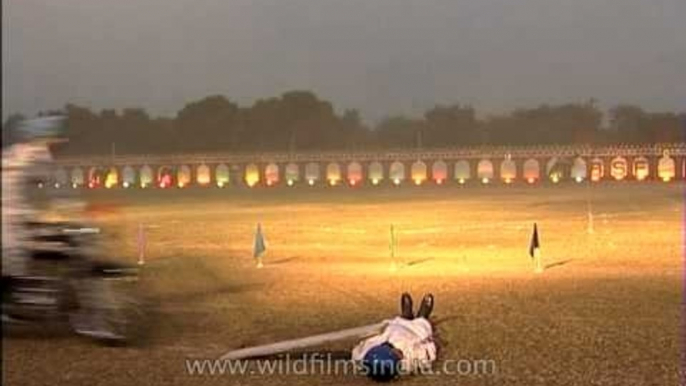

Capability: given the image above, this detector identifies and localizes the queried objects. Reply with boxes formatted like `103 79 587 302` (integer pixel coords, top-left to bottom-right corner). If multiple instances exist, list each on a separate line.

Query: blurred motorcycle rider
2 116 68 279
2 116 123 340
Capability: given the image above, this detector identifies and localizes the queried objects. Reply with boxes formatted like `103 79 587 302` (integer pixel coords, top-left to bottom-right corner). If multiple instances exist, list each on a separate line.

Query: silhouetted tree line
3 91 684 156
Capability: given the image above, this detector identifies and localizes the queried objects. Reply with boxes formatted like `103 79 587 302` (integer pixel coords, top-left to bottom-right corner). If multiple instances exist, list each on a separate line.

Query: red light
350 179 356 186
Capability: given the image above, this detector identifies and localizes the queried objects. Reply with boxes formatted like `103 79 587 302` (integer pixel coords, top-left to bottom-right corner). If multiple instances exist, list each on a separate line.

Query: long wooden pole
218 322 387 361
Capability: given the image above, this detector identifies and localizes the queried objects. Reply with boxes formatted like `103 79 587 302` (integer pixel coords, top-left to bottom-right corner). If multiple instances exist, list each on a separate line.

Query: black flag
529 223 540 259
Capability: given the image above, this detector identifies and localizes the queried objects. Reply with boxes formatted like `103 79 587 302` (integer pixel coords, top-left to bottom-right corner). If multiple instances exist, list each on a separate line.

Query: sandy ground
3 182 684 385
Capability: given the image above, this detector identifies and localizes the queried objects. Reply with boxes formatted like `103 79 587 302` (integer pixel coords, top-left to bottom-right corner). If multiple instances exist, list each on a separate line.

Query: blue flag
529 223 540 259
254 223 266 259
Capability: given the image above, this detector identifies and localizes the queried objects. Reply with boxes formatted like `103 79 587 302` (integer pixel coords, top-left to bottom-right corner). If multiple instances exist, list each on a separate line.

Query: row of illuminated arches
50 155 680 189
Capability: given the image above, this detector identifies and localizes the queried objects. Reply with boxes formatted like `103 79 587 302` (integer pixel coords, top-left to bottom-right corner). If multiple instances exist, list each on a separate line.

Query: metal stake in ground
137 222 146 265
390 224 399 270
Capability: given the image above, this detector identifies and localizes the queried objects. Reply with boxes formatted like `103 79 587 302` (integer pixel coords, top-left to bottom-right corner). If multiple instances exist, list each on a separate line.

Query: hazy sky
3 0 685 122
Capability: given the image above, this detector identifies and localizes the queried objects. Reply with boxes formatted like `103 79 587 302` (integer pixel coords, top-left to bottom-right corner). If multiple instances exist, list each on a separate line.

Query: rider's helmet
362 343 402 382
16 116 67 145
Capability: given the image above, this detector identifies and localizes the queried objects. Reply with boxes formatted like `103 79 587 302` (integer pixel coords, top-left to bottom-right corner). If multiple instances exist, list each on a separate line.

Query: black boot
400 292 414 320
416 293 434 319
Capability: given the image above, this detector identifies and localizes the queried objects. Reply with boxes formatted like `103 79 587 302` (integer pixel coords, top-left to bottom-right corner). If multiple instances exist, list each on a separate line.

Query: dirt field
3 183 684 385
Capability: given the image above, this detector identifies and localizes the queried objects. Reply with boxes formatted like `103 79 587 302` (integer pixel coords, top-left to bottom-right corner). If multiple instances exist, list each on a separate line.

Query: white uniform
2 143 53 276
351 317 437 374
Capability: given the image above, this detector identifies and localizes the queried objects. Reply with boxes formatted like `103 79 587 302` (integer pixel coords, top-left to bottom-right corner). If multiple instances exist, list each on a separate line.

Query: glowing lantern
393 178 401 185
436 179 443 185
551 175 560 183
287 179 294 186
196 164 211 186
575 176 583 183
72 183 78 189
54 183 60 189
527 177 535 184
504 178 512 184
178 182 185 188
372 178 379 185
481 177 489 184
245 164 260 187
658 154 675 182
123 181 130 188
633 157 649 181
308 179 314 186
414 179 422 185
217 181 225 188
459 178 465 184
349 179 356 186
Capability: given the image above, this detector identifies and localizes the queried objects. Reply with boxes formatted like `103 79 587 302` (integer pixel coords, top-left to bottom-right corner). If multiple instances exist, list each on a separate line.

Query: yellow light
552 175 559 183
662 176 671 182
481 177 489 184
308 179 314 186
414 179 422 185
329 179 337 186
459 178 465 184
393 178 400 185
72 183 78 189
575 176 583 183
217 181 225 188
178 182 185 188
372 178 379 185
123 181 130 188
287 179 294 186
504 178 512 184
527 177 535 184
267 180 273 186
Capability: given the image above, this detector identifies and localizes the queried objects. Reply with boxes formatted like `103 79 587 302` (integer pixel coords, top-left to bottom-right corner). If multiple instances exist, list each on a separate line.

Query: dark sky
3 0 685 122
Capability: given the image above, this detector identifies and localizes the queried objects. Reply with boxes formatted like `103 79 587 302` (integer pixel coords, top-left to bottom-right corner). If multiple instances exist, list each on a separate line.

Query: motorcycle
2 221 145 345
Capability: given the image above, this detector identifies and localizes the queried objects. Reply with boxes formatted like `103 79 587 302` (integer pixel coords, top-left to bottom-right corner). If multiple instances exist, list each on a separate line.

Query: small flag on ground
254 223 266 268
529 223 543 273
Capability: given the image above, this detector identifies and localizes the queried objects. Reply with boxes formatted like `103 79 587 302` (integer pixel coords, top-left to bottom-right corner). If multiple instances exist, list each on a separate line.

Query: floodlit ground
4 182 684 385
